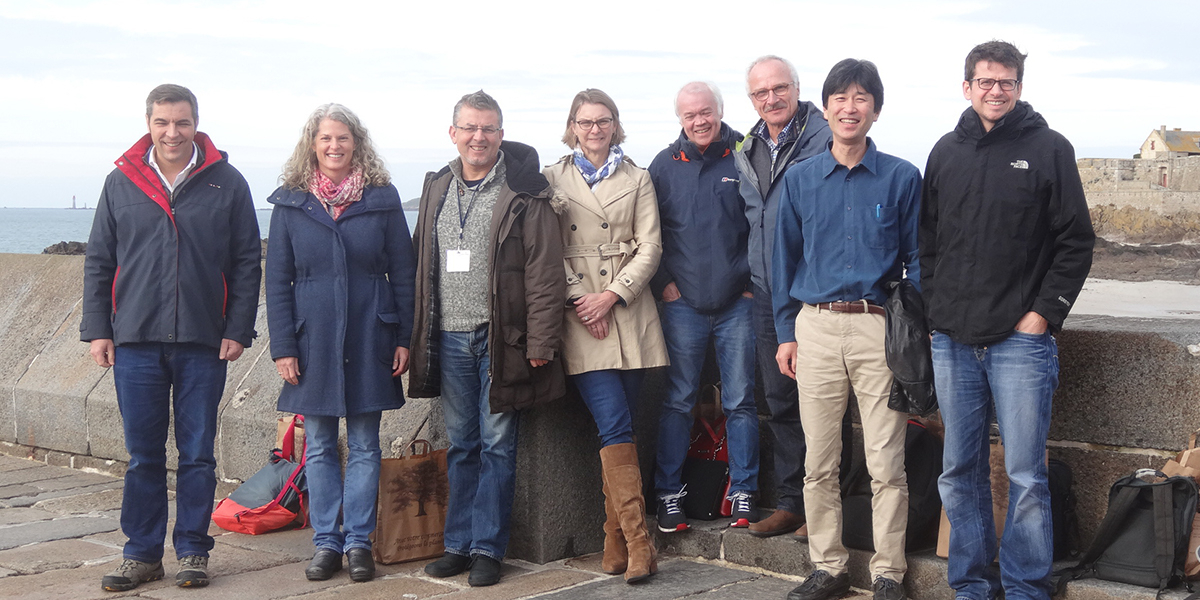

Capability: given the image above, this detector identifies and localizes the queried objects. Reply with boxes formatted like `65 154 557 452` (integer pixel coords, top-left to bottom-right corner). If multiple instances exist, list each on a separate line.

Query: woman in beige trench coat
543 89 667 584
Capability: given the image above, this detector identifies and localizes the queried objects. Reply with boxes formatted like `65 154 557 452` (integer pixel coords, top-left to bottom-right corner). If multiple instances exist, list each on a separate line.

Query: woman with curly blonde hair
265 103 415 584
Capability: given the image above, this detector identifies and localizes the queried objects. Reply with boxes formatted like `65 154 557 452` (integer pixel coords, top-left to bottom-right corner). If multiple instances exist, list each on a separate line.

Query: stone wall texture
5 254 1200 563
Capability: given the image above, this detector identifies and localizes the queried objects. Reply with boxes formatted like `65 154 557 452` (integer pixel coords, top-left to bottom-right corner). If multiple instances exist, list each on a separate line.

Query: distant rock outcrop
42 241 86 255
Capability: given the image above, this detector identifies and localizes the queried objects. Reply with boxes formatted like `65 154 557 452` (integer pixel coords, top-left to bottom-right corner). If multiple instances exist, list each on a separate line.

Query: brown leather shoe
748 509 805 538
793 523 809 541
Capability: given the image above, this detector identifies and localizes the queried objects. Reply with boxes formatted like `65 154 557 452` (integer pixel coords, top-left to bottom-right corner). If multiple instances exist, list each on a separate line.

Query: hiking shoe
425 552 471 577
873 576 906 600
101 558 164 592
786 569 850 600
176 555 209 588
728 490 757 528
656 486 689 533
467 555 502 587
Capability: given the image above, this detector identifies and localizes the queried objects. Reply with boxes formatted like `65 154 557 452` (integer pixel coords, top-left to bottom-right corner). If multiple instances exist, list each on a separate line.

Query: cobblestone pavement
0 455 868 600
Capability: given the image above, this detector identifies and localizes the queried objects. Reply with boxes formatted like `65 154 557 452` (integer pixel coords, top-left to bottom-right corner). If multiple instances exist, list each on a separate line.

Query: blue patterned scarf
573 145 624 190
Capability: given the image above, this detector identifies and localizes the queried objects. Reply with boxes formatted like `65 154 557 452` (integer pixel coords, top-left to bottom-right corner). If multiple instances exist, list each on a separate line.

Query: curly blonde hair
280 103 390 191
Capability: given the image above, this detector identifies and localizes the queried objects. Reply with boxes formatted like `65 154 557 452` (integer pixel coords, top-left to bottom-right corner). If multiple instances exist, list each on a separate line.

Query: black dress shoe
346 548 375 582
305 549 342 581
468 555 502 587
424 552 471 578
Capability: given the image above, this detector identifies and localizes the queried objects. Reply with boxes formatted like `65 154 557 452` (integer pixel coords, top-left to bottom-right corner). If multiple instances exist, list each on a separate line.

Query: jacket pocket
495 325 531 385
377 312 400 365
294 318 308 371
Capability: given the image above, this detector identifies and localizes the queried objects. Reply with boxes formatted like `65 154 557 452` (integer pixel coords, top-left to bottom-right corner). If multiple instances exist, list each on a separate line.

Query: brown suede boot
599 442 658 583
600 476 627 574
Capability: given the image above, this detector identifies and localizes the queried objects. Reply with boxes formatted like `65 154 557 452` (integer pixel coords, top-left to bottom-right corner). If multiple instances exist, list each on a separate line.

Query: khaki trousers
794 304 908 580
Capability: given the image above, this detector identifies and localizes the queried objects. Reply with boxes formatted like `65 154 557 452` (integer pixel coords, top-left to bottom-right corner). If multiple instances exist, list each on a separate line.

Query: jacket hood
500 140 551 197
668 122 742 159
955 100 1047 143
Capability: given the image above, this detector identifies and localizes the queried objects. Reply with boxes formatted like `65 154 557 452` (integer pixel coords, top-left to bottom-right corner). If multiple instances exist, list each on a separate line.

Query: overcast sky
2 0 1197 209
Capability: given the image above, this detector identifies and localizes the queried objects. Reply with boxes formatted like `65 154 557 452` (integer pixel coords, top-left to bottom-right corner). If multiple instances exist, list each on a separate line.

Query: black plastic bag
884 279 937 415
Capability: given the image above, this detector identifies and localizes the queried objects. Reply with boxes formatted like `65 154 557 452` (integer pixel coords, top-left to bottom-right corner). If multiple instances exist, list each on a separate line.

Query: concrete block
380 395 443 458
534 557 755 600
701 574 809 599
213 527 314 562
0 514 119 551
291 576 456 600
904 551 954 600
1054 316 1200 450
406 566 593 600
13 301 105 455
0 538 119 574
7 481 122 508
32 487 123 515
82 368 127 463
723 527 809 575
214 326 285 482
0 465 72 487
651 517 722 560
0 507 57 526
509 391 605 564
0 456 40 472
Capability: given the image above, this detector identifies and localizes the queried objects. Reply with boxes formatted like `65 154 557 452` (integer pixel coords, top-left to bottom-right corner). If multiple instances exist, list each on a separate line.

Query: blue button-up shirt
771 139 922 343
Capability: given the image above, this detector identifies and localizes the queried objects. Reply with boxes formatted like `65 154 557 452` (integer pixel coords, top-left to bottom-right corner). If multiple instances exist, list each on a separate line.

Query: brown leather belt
814 300 885 316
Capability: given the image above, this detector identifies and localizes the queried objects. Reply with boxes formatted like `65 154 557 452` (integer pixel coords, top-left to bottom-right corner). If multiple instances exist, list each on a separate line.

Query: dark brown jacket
409 141 567 412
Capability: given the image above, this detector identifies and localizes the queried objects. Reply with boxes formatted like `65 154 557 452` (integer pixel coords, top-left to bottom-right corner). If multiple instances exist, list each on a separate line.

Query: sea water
0 208 420 254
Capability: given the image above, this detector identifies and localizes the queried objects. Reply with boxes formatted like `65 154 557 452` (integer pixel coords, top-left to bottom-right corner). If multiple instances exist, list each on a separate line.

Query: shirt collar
752 104 805 147
146 142 199 193
817 138 879 178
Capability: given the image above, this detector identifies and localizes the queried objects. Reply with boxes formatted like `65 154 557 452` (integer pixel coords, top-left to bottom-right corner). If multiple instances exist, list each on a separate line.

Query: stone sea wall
3 254 1200 563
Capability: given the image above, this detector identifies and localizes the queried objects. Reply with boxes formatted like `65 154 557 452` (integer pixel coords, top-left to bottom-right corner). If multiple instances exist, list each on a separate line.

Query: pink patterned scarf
309 166 365 220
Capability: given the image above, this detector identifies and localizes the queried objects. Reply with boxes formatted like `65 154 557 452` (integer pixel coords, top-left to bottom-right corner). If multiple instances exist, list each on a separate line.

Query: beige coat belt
562 242 633 259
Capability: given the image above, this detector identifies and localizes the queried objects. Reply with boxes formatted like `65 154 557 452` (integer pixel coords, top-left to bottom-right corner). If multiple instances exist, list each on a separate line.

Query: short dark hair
964 40 1027 82
821 59 884 112
145 84 198 122
453 90 503 129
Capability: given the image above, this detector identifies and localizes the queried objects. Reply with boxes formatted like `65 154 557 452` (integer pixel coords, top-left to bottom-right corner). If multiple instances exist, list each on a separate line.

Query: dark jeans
753 283 806 514
113 342 227 562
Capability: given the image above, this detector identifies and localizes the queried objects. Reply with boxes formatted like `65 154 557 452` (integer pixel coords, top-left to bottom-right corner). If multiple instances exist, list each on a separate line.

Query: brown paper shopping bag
372 440 449 564
276 415 305 460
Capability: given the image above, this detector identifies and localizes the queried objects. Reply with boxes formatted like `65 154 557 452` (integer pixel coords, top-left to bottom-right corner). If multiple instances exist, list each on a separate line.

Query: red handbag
681 385 733 519
212 415 309 534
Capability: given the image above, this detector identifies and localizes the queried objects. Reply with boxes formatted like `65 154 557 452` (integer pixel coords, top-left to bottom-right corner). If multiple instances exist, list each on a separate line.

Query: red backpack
212 415 308 534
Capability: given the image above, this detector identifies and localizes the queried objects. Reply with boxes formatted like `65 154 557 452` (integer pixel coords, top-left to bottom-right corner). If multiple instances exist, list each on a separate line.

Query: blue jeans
112 342 227 562
655 296 759 495
440 327 519 561
572 369 644 447
304 412 382 553
934 330 1059 600
753 284 806 513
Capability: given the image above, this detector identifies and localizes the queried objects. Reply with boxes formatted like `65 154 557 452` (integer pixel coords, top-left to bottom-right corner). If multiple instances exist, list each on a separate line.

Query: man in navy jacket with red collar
82 84 261 592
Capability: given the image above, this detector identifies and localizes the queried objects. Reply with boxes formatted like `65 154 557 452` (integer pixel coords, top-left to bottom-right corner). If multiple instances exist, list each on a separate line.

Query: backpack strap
1054 482 1143 596
1152 483 1176 595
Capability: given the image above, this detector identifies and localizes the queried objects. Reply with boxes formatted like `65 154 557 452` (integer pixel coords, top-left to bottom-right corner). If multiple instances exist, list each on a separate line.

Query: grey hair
279 103 391 191
745 55 800 93
146 83 198 122
452 90 503 129
675 81 724 117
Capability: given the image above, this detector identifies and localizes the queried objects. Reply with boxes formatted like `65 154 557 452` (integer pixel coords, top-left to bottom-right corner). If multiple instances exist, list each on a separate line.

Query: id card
447 249 471 272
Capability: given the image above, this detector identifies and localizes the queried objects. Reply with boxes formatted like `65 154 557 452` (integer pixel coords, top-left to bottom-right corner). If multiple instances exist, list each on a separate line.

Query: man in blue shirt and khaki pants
772 59 921 600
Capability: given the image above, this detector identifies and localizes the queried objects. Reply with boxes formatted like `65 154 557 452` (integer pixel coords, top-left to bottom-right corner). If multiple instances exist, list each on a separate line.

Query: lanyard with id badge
448 181 480 272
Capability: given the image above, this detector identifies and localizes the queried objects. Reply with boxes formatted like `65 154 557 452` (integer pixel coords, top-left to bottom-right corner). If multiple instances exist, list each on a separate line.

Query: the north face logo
1011 160 1029 169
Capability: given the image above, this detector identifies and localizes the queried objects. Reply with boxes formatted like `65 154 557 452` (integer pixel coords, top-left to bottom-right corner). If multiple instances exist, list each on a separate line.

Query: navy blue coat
648 122 750 313
265 184 416 417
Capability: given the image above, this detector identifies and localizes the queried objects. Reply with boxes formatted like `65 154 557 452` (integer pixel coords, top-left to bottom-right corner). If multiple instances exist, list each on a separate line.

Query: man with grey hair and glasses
649 81 760 533
409 90 566 587
732 55 832 540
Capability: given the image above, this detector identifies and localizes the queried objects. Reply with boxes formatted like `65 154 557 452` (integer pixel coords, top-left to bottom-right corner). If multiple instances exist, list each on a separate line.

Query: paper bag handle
407 439 433 456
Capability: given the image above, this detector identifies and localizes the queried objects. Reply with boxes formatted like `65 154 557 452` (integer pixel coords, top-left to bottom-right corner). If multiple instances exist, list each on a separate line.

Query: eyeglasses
749 83 794 102
971 78 1020 91
574 117 614 131
454 125 501 136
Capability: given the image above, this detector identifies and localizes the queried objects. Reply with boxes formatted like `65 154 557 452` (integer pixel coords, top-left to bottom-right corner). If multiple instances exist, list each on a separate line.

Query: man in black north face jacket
920 41 1094 600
